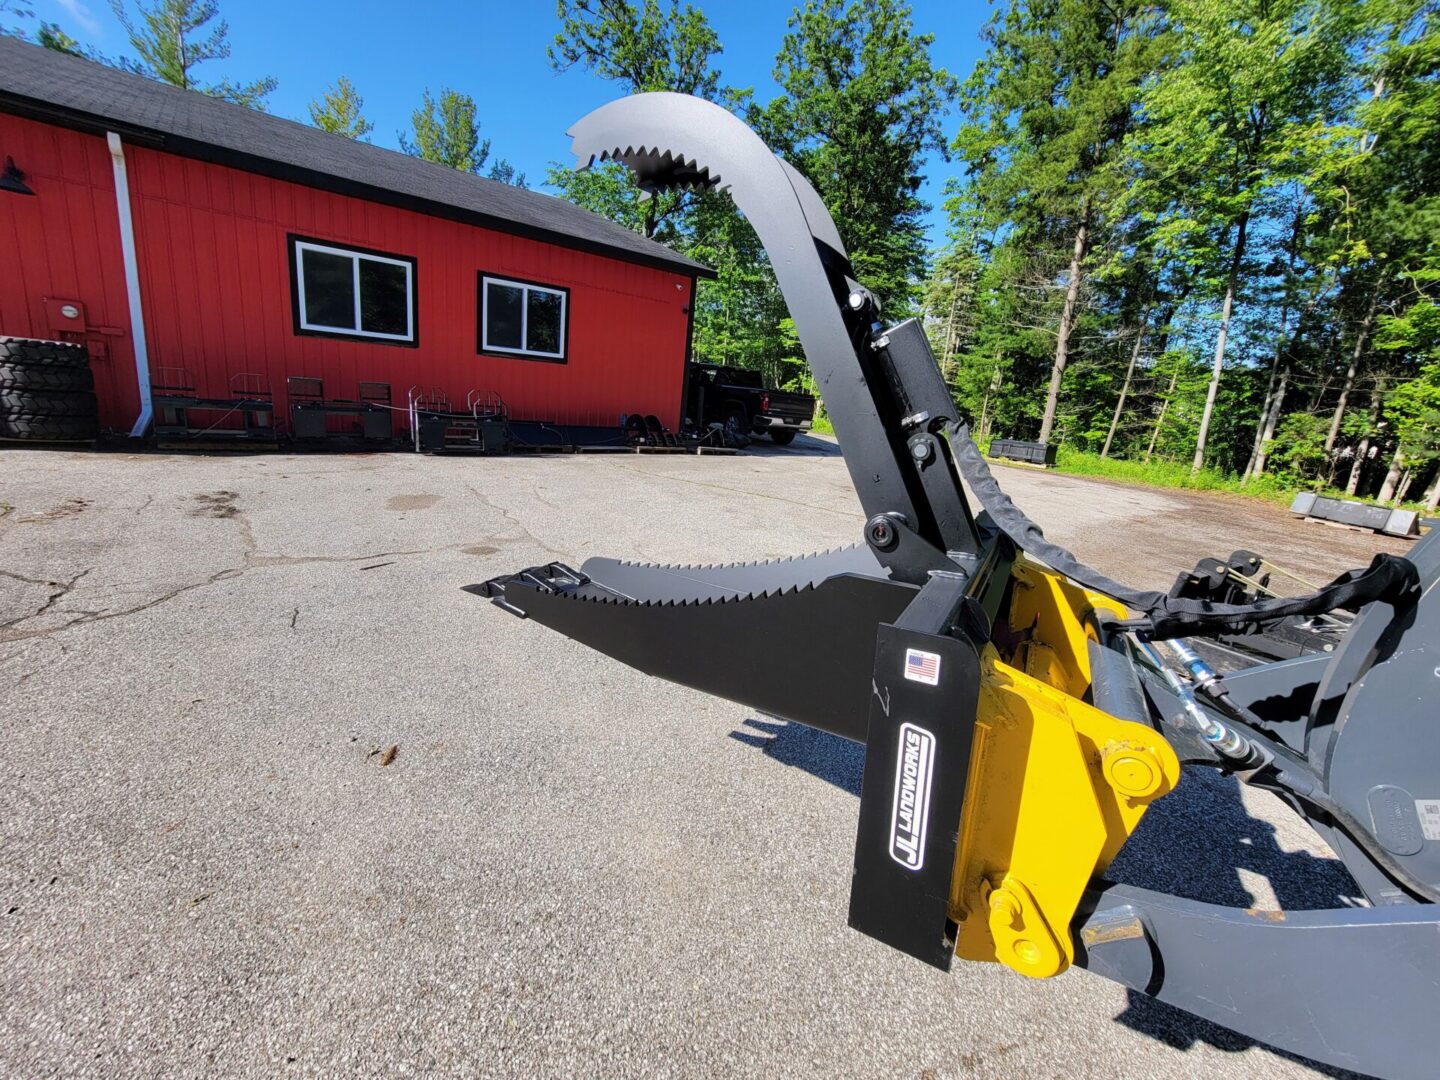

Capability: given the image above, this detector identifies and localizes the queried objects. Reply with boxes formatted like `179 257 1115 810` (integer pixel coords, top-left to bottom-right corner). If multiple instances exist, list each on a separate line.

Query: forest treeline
937 0 1440 508
544 0 1440 509
11 0 1437 506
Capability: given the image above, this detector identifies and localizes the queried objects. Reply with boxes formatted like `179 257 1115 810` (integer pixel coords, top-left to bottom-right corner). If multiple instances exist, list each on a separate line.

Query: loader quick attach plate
848 581 982 969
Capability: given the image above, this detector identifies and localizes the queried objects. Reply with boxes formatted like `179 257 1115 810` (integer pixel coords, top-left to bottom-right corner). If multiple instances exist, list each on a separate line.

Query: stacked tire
0 337 100 443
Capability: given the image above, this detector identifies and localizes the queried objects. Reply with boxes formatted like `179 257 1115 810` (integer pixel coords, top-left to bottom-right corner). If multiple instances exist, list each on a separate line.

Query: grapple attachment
475 547 915 742
474 93 1440 1080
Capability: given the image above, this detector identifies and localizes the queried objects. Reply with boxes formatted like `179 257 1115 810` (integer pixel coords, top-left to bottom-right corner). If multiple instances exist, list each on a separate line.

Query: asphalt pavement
0 437 1406 1078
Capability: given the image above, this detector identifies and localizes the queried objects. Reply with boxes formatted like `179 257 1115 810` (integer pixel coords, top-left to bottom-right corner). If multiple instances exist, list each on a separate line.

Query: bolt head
1014 939 1042 966
867 517 895 549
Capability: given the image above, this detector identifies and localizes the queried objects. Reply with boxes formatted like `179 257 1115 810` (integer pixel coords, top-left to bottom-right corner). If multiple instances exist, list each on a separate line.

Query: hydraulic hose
1135 635 1440 904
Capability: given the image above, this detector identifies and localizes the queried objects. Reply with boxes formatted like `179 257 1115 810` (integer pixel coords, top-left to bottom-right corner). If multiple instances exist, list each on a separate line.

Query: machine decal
1418 799 1440 841
904 648 942 686
889 722 935 869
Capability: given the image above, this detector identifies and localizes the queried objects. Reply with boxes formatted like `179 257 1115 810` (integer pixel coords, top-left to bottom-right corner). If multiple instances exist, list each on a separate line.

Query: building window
479 273 568 362
289 236 416 346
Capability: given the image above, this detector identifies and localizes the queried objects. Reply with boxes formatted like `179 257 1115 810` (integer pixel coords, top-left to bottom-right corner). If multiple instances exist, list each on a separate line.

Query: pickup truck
685 363 816 445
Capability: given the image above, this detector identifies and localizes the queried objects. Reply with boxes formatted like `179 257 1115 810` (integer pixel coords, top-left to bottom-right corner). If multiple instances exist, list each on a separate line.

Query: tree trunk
1425 471 1440 513
1244 366 1281 481
1146 366 1180 464
1345 374 1385 496
1346 440 1371 497
1250 362 1291 478
1378 444 1405 504
1324 294 1378 454
1397 469 1414 505
1101 313 1148 459
1039 210 1090 445
941 286 962 384
1244 208 1303 482
1192 211 1250 474
1252 313 1311 478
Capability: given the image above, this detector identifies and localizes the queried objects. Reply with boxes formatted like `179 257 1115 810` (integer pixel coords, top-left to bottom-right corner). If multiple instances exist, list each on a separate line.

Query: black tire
723 406 752 448
0 389 98 417
0 363 94 393
0 336 91 370
0 411 99 441
769 428 798 446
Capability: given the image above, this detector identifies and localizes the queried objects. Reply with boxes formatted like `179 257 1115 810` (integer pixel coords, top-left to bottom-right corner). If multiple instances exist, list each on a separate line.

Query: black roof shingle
0 36 710 278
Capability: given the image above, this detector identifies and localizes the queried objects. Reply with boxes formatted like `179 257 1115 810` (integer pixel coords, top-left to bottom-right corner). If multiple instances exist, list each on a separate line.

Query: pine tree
308 77 373 141
111 0 276 108
399 88 524 184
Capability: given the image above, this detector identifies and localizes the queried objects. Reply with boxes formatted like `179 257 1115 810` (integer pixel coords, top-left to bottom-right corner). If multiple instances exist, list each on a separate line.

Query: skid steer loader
475 94 1438 1080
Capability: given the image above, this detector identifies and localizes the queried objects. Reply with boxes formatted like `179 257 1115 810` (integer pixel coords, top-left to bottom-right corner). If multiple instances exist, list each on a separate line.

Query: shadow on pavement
729 716 863 795
741 432 843 458
732 718 1370 1078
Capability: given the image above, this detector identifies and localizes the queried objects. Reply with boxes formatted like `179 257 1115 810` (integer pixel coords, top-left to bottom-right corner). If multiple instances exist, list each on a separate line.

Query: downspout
106 132 153 438
678 275 697 429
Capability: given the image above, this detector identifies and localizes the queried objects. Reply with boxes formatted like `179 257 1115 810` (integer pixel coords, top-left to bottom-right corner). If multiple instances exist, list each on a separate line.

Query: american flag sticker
904 648 941 686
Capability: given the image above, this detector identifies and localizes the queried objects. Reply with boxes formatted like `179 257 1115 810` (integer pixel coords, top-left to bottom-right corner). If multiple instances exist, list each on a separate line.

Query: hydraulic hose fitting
1165 637 1272 735
1167 638 1219 694
1136 638 1264 769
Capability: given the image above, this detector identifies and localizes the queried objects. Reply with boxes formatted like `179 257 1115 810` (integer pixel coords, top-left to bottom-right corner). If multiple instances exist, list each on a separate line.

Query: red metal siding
0 113 141 430
123 144 693 432
1 111 694 435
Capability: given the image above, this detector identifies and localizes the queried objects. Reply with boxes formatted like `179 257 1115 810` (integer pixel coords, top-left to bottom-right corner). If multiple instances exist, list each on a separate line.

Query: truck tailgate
767 391 815 423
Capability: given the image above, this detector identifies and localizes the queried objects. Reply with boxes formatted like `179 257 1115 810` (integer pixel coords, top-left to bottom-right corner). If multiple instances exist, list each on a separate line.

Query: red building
0 37 710 438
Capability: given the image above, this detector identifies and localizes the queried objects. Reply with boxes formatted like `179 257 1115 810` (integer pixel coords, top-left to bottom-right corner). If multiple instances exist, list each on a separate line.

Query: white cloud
54 0 101 35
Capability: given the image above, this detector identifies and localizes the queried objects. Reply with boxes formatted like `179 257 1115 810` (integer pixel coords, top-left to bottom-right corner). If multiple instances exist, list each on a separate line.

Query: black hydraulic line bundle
945 421 1421 640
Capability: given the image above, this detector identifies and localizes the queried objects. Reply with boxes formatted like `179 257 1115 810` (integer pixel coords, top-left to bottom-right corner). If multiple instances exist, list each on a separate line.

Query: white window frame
481 274 568 360
294 239 415 343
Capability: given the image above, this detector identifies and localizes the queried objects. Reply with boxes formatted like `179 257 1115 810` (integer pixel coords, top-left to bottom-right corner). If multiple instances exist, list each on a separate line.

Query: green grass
1007 446 1434 514
1047 447 1293 503
810 412 835 436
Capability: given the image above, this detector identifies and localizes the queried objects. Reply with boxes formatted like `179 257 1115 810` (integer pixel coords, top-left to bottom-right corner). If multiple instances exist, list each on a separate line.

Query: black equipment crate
989 438 1056 467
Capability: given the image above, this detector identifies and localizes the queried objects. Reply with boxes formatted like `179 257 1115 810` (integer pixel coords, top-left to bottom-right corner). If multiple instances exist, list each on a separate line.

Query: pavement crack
244 547 434 567
461 484 566 558
0 568 92 630
0 567 241 644
0 569 65 588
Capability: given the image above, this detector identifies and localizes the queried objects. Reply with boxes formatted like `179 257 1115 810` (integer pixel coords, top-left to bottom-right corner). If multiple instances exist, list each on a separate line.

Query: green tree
550 0 721 98
753 0 956 312
400 88 525 185
308 76 373 141
546 0 722 240
954 0 1168 444
1129 0 1355 473
400 88 487 171
546 0 800 389
1 2 100 54
36 22 83 53
111 0 277 108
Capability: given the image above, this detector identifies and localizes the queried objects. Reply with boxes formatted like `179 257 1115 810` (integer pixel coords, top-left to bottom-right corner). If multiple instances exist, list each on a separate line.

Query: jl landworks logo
889 722 935 869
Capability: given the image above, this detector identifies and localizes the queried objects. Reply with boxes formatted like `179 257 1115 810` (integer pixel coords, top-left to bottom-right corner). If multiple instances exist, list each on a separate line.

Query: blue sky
35 0 988 247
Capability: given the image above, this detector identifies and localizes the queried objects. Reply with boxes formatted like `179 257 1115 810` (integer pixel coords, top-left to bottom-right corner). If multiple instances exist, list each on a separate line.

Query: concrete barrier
1290 491 1419 537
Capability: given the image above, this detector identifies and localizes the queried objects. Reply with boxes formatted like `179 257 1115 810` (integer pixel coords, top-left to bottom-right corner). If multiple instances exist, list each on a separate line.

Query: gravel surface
0 438 1408 1079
